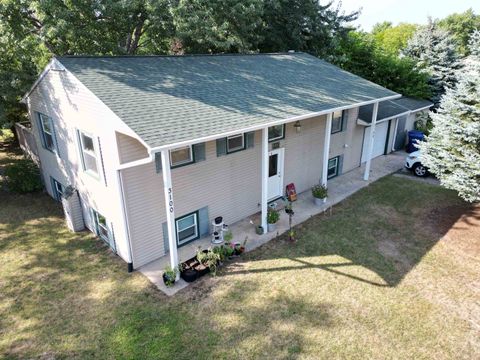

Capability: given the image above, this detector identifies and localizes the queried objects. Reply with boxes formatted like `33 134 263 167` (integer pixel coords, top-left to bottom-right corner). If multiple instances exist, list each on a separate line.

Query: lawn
1 143 479 359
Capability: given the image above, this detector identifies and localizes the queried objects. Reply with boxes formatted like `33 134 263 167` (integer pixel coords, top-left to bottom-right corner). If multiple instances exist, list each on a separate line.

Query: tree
172 0 265 53
259 0 359 57
418 31 480 202
438 9 480 55
332 31 431 99
373 22 418 55
402 20 461 104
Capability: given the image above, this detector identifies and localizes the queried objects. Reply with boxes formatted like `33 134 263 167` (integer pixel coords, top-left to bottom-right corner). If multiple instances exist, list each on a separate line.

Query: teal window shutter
338 154 344 175
198 206 210 236
216 138 227 157
341 111 348 131
162 222 169 252
155 153 162 173
193 142 206 162
245 131 255 148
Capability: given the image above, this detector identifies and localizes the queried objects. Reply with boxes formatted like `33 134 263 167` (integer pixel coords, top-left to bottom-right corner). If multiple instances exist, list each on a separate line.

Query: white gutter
116 153 154 170
147 93 402 155
357 110 411 126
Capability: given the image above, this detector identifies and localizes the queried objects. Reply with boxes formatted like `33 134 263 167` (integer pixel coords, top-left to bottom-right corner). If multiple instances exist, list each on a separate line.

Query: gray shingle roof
358 97 433 123
58 53 399 149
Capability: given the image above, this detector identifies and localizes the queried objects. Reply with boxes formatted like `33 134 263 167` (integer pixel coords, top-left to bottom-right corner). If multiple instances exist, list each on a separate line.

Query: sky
338 0 480 31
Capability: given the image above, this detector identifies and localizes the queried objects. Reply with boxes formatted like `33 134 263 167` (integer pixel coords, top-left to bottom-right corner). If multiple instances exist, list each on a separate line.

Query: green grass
1 148 479 359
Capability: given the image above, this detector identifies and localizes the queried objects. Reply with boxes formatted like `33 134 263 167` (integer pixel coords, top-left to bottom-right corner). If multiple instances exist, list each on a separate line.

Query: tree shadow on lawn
221 176 478 288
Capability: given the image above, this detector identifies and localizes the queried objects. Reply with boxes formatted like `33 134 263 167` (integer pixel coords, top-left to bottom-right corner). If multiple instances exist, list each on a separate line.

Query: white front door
361 121 389 163
268 148 284 200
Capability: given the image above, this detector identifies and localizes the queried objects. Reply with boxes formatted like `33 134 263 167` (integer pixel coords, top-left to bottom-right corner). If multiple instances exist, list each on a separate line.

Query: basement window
176 211 199 246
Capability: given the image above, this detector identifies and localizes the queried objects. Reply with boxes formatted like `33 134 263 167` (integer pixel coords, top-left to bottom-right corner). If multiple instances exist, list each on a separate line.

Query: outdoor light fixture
294 121 301 133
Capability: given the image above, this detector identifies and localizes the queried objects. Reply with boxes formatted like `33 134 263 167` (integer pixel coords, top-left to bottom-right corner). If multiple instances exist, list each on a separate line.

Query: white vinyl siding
26 66 132 264
121 109 364 268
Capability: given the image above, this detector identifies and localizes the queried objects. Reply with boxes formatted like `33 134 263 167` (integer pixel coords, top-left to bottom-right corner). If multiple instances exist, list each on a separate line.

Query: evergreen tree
403 20 461 104
418 31 480 202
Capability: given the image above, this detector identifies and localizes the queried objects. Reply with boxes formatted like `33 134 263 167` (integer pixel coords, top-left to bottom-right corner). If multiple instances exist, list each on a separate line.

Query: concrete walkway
140 151 407 295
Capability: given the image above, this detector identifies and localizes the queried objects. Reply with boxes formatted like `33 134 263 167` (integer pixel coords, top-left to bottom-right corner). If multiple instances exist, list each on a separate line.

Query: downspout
117 169 135 272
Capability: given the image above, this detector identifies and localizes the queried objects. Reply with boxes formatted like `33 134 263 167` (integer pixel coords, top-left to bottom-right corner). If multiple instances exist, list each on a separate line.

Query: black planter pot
214 216 223 224
195 264 210 277
180 268 198 283
162 273 176 287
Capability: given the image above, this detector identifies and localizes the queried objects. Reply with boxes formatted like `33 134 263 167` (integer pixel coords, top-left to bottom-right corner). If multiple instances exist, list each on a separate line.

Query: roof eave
20 58 65 104
148 93 402 154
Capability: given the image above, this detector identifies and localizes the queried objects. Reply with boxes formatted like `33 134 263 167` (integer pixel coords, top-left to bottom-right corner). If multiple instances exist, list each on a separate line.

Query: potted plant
224 243 235 259
312 184 327 205
196 247 221 276
162 266 178 287
267 208 280 232
224 230 233 242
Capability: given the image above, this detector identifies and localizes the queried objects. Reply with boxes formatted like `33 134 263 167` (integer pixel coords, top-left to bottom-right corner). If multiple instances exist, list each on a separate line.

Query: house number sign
168 188 174 213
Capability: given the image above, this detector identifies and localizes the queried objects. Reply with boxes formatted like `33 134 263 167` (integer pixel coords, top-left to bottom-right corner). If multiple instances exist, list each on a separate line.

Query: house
18 52 432 273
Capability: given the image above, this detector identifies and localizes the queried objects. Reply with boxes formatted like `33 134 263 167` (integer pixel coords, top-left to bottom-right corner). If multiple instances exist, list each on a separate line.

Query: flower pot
214 216 223 224
314 197 325 206
162 273 176 287
256 225 264 235
267 223 277 232
180 268 198 283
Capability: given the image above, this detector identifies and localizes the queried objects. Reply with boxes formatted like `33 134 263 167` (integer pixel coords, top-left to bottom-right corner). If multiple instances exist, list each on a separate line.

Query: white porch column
261 127 269 234
160 149 179 279
321 112 333 188
364 102 379 181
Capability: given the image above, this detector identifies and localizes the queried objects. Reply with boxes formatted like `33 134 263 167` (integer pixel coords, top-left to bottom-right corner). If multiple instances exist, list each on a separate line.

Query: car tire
413 163 428 177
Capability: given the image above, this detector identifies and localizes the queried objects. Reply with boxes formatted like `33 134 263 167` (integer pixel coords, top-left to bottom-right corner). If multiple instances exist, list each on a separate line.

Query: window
93 210 110 242
170 145 193 167
268 124 285 142
78 131 99 176
226 134 245 153
51 178 64 201
327 156 340 179
176 212 199 246
38 113 56 152
331 111 344 134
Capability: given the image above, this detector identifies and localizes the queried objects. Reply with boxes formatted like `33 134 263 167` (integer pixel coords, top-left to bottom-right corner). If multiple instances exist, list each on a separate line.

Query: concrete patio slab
139 151 407 295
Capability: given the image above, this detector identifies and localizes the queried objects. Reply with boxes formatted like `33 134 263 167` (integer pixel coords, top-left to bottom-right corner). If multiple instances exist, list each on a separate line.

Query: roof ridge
56 52 305 59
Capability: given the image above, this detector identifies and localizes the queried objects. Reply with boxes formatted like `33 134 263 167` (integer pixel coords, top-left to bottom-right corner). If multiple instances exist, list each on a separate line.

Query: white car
405 151 429 177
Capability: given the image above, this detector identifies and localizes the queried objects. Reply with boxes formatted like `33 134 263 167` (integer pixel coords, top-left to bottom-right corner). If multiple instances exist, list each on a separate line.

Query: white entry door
361 121 389 163
268 148 284 200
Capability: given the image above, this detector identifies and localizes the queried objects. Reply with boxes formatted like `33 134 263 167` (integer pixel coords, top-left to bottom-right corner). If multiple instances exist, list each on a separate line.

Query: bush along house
18 52 432 274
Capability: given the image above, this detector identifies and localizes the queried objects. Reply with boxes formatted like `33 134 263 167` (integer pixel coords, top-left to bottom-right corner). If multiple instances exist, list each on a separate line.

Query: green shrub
267 208 280 224
312 184 328 199
5 158 43 193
